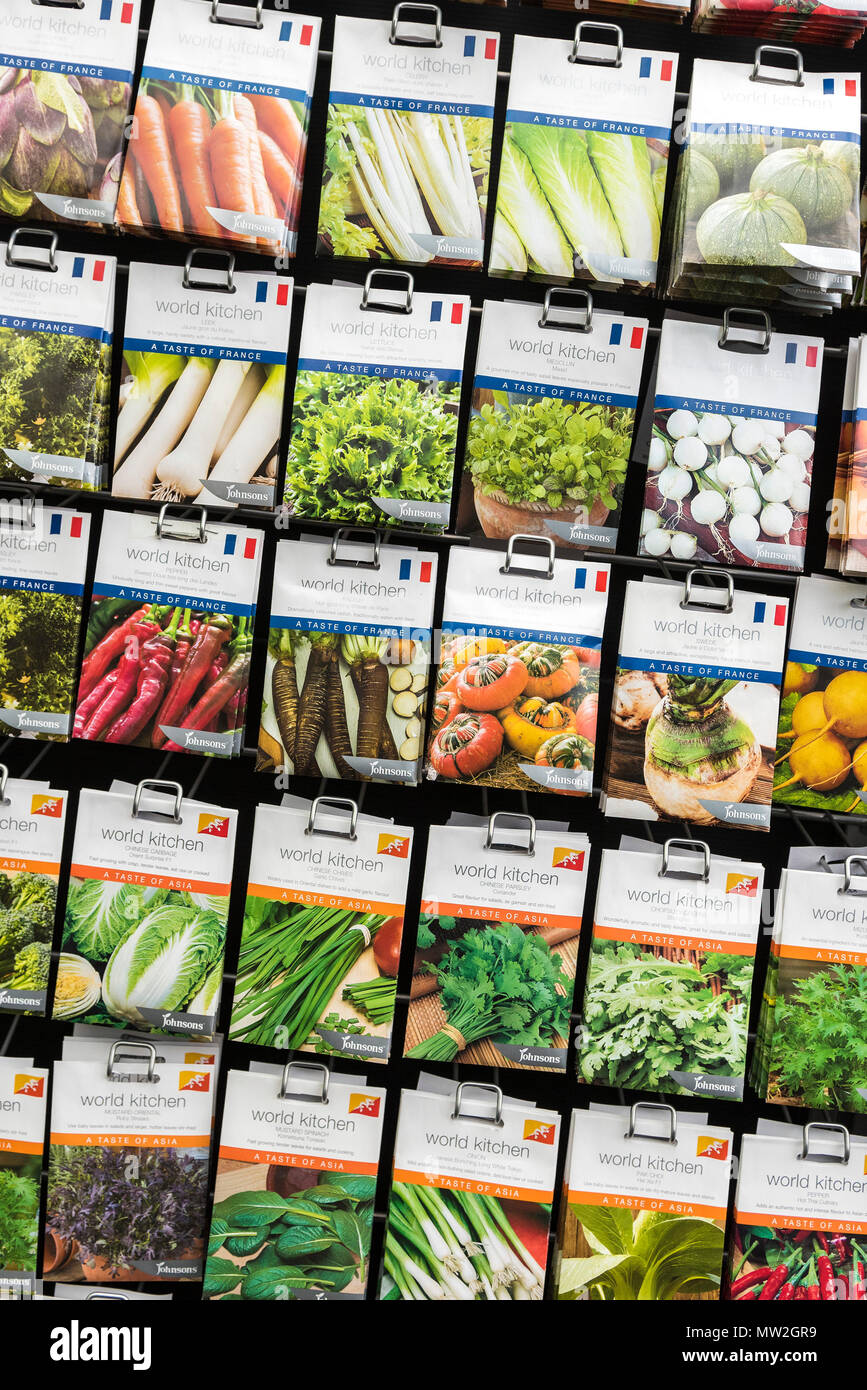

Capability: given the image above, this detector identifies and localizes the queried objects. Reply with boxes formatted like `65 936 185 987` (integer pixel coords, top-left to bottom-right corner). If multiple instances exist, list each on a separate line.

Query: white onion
760 502 794 537
640 507 661 536
643 528 673 557
673 436 708 471
689 489 727 526
731 420 765 456
728 512 760 549
762 435 781 461
667 409 698 439
776 453 806 484
697 413 731 446
762 421 787 440
657 465 693 501
648 436 668 472
704 462 721 485
730 486 761 516
788 481 811 514
759 468 794 504
716 454 752 489
782 428 815 460
670 532 698 561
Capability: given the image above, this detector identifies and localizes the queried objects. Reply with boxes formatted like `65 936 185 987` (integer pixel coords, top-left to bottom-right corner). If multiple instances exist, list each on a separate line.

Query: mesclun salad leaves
285 371 459 525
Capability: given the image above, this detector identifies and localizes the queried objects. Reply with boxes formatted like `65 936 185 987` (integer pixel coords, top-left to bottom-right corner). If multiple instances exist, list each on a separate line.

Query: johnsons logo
49 1321 151 1372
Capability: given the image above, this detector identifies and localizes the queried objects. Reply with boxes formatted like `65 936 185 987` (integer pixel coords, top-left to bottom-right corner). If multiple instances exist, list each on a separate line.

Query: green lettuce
511 125 623 280
493 133 573 276
65 880 145 963
586 132 660 267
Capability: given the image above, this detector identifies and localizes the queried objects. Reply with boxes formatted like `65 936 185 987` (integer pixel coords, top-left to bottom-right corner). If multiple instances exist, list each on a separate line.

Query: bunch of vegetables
0 1162 40 1273
258 629 428 778
46 1145 208 1278
464 392 634 539
229 900 401 1053
113 350 284 503
383 1186 547 1300
642 408 815 565
319 105 492 264
774 664 867 811
119 81 306 250
407 921 571 1061
0 872 57 1007
491 124 666 285
766 961 867 1112
73 601 250 753
427 633 598 789
0 67 130 218
342 977 397 1026
729 1225 865 1300
205 1173 375 1300
0 327 107 487
284 371 459 526
558 1205 725 1301
578 943 752 1091
58 879 228 1029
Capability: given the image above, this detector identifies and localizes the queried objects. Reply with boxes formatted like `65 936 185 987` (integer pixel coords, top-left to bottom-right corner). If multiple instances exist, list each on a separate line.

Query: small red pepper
152 613 232 747
758 1264 791 1301
82 639 142 741
794 1285 808 1300
817 1254 836 1300
730 1266 774 1298
807 1285 821 1300
78 604 149 698
104 610 181 744
73 669 117 739
163 619 251 751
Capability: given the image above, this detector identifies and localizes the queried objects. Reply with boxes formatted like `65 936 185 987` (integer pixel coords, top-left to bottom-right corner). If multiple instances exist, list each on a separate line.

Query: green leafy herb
341 976 396 1025
0 1165 40 1272
771 964 867 1112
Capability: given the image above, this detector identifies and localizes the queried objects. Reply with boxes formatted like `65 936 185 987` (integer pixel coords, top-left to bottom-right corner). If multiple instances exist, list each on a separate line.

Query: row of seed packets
9 1054 867 1303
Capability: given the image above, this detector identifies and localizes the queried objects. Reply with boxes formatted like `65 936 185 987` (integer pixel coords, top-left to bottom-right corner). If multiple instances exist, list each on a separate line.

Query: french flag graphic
608 322 645 349
463 35 497 59
49 514 83 538
639 55 673 82
785 342 818 368
574 568 608 592
430 301 464 325
823 78 857 97
399 558 433 583
71 257 106 282
753 600 787 626
224 534 258 559
255 280 290 306
279 20 314 44
100 0 135 20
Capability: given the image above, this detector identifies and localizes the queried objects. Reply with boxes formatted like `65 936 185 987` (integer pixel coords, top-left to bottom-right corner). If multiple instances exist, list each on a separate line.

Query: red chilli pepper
807 1285 821 1300
163 619 252 750
730 1267 774 1298
82 639 142 741
777 1283 797 1301
104 610 181 744
758 1264 791 1301
78 605 149 698
794 1286 808 1301
73 669 117 739
166 607 194 687
151 614 233 748
817 1254 836 1300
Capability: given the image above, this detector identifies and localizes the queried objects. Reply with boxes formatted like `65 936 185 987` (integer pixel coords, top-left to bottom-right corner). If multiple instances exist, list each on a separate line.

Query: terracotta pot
472 488 611 544
42 1230 77 1275
81 1239 203 1284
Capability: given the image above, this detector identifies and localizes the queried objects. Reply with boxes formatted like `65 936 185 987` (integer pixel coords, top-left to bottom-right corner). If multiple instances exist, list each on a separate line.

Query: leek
114 351 186 465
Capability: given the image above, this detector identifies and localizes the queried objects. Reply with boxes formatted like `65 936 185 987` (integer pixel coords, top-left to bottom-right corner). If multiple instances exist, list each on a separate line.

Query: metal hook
500 534 555 580
625 1101 677 1144
360 268 414 314
539 286 593 333
106 1040 158 1083
569 21 623 67
155 504 209 544
750 45 804 86
484 811 536 856
328 529 382 570
210 0 263 29
838 855 867 896
452 1081 504 1126
279 1061 330 1103
305 796 359 841
659 838 711 883
390 3 442 47
182 247 236 293
680 568 734 614
132 779 184 823
718 307 771 355
799 1122 850 1164
5 227 58 272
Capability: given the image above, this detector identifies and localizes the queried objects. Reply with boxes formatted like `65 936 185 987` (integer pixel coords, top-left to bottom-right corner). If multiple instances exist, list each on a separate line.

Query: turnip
778 689 826 742
844 741 867 812
697 413 730 446
759 468 793 504
805 670 867 741
716 454 752 490
788 481 811 515
673 436 707 471
731 420 765 456
657 466 692 501
689 489 727 526
730 486 761 516
640 507 661 536
642 527 673 557
669 532 697 561
782 428 814 460
775 730 852 793
666 409 698 439
759 502 793 537
728 512 760 550
776 453 806 484
648 436 669 472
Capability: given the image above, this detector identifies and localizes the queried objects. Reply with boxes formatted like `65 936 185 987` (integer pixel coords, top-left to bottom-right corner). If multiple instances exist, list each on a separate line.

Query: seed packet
774 576 867 814
404 812 589 1072
843 339 867 576
753 854 867 1113
73 509 262 756
319 14 498 267
457 295 648 551
728 1121 867 1302
381 1080 559 1301
641 313 823 571
113 261 292 509
52 782 237 1037
825 337 859 571
0 238 116 490
0 778 67 1017
258 533 437 784
577 842 763 1098
601 574 788 830
524 0 689 20
119 0 320 256
205 1064 385 1301
282 278 469 530
428 544 607 794
0 0 140 226
491 31 677 289
667 57 861 311
692 0 867 47
554 1104 733 1300
229 797 412 1063
0 1058 47 1296
45 1046 213 1283
0 506 90 740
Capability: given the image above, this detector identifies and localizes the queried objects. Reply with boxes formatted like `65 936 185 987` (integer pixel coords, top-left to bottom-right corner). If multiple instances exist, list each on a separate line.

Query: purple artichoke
0 67 101 214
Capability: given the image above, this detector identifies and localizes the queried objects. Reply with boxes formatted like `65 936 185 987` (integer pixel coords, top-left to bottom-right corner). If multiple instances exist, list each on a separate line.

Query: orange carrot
258 130 299 224
247 95 304 169
233 93 279 249
117 153 142 228
209 116 257 243
168 89 222 239
132 93 183 233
